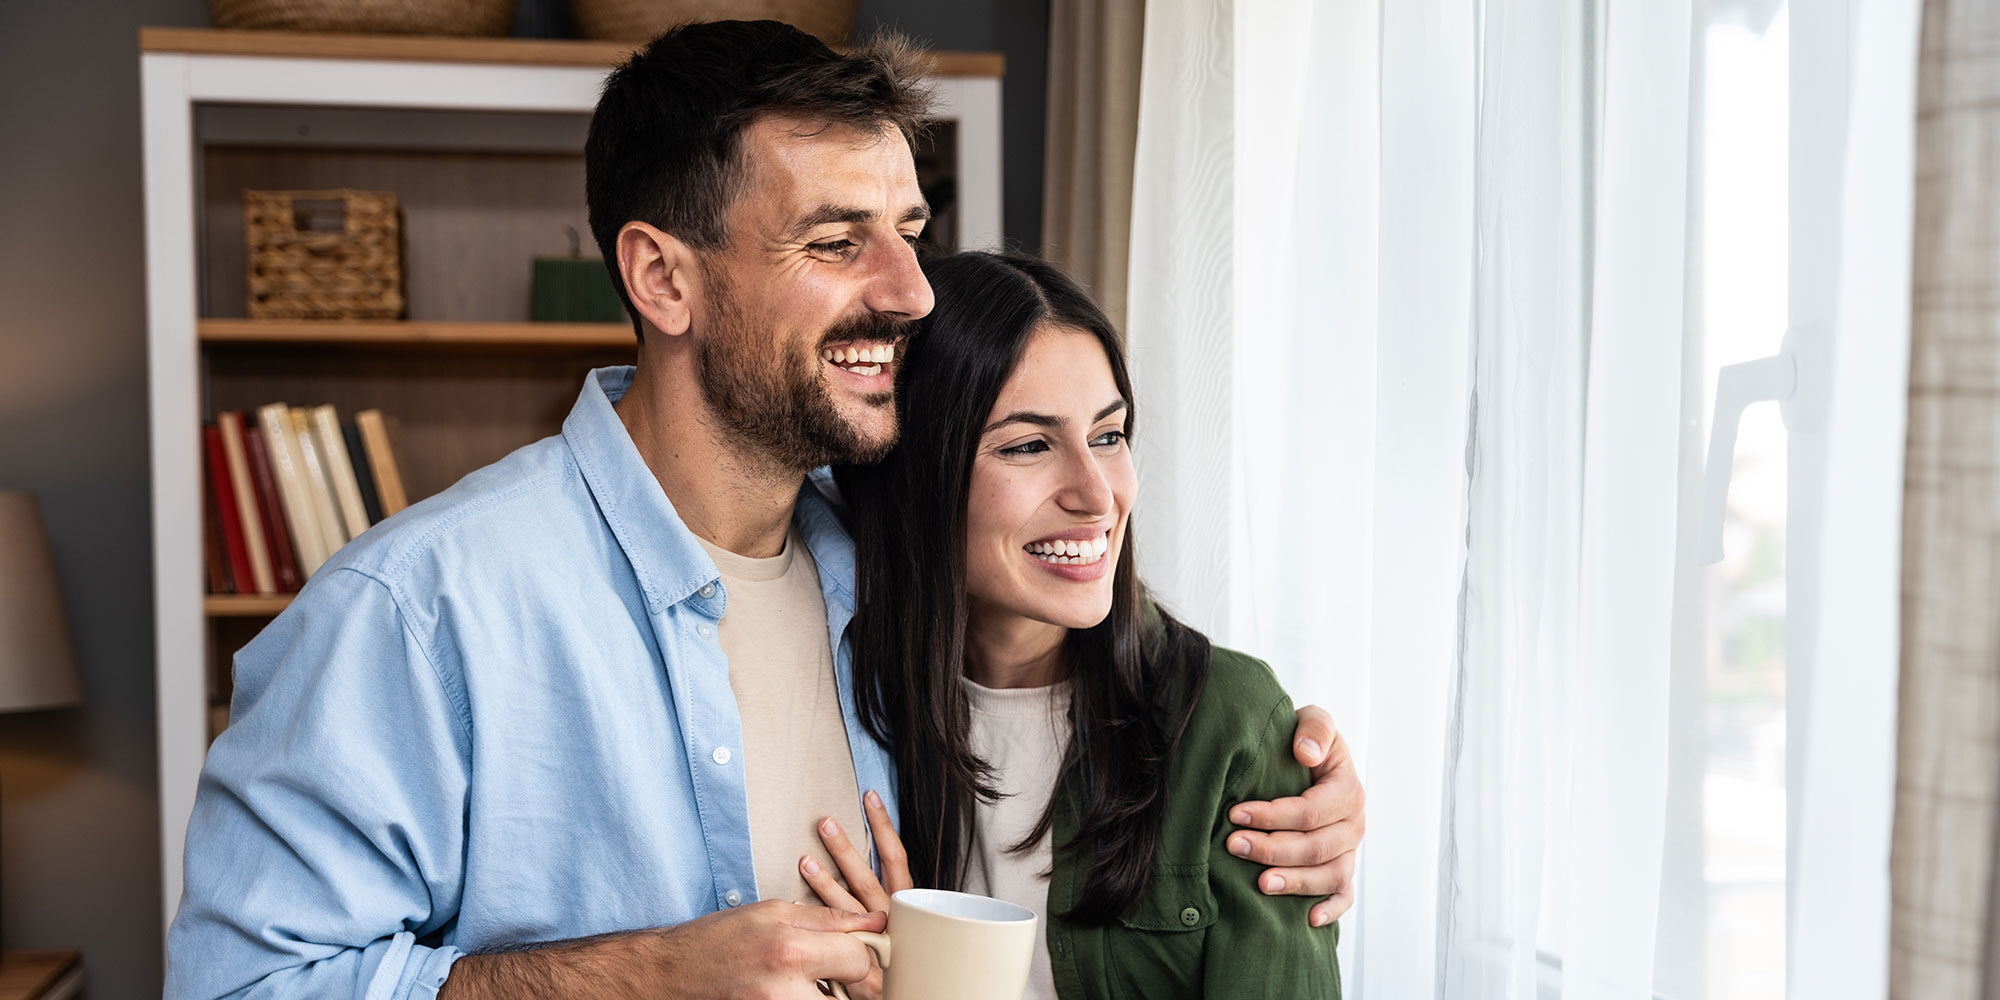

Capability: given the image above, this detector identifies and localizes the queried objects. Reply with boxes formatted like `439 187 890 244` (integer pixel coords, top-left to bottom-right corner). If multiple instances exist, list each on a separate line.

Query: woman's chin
1023 594 1114 632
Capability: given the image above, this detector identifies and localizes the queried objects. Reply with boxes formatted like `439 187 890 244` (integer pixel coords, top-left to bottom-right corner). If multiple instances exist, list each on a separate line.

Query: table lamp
0 492 84 713
0 491 85 951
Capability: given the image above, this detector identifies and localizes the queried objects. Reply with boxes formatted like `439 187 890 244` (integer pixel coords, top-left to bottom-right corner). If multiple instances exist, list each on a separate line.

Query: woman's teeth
822 343 895 376
1025 535 1109 566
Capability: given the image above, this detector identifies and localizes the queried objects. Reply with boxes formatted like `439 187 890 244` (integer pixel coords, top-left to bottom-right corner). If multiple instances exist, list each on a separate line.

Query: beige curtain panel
1041 0 1146 335
1893 2 2000 997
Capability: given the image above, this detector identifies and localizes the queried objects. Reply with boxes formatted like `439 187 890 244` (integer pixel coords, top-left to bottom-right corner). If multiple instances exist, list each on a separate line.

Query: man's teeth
1025 535 1110 566
822 343 896 366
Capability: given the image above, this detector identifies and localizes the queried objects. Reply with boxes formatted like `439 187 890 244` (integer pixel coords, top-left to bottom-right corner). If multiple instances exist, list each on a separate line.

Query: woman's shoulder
1177 643 1296 768
1141 602 1299 769
1145 603 1290 710
1201 645 1294 717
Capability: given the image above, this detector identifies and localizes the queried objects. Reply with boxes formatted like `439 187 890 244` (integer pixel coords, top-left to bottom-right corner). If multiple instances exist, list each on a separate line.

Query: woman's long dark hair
834 250 1211 924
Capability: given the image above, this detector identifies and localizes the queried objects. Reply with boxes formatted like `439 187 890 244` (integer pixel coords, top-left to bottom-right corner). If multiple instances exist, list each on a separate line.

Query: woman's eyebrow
982 411 1062 434
983 399 1128 435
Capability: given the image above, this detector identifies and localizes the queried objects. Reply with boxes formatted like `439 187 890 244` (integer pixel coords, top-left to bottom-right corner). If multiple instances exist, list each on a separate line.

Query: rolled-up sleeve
167 567 472 1000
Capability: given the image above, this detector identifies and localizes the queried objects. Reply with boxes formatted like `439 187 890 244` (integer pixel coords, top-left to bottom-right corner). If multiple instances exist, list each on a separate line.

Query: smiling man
165 21 1363 1000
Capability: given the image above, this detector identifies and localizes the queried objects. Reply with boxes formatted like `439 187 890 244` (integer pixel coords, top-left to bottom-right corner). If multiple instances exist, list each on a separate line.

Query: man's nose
862 238 935 319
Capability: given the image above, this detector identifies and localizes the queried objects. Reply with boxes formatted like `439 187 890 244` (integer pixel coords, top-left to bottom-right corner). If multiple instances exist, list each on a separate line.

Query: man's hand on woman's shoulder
1226 705 1364 928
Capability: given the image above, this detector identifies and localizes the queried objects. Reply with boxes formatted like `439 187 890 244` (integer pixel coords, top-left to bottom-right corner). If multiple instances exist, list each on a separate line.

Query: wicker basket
570 0 859 45
245 190 406 320
210 0 517 36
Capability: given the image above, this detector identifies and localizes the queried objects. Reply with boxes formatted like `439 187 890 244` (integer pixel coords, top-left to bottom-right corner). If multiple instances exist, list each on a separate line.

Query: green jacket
1045 643 1343 999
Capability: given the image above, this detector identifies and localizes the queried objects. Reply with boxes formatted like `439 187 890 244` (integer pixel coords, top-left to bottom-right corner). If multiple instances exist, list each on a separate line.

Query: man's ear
617 221 700 338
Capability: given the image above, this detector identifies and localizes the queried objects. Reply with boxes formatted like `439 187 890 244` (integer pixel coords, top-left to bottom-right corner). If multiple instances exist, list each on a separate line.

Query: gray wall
855 0 1049 251
0 0 210 996
0 2 1045 994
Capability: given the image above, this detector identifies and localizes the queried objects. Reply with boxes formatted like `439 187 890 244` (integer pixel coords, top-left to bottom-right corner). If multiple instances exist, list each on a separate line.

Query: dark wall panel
0 0 211 995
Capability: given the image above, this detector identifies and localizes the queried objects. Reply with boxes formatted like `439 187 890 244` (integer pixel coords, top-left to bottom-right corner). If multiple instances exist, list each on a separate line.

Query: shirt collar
564 366 858 617
793 477 857 623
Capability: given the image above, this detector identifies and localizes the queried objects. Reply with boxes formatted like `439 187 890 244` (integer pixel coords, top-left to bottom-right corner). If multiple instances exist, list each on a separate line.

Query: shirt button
697 623 713 638
712 746 732 765
1179 906 1201 927
699 583 716 599
724 890 742 907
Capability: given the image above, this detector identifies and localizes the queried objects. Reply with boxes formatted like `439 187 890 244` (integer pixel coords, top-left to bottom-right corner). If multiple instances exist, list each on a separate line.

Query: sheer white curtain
1126 1 1694 996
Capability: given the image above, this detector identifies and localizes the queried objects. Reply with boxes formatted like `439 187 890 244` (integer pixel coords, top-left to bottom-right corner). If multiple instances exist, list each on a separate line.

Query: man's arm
440 904 885 1000
167 567 473 999
1226 705 1365 928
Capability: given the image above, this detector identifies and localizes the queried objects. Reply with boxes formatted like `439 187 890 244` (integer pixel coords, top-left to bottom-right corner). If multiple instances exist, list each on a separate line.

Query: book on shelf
312 405 371 540
288 407 350 561
354 409 409 516
242 426 303 592
202 457 230 594
207 403 410 596
257 403 328 576
217 411 278 595
343 420 386 524
203 423 254 594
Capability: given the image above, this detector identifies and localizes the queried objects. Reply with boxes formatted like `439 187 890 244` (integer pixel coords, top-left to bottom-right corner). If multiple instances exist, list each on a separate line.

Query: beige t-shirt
699 529 867 903
962 677 1072 1000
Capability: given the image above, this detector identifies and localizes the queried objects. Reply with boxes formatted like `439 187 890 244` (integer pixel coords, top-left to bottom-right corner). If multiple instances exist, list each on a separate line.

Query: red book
202 447 232 594
204 424 254 595
243 421 303 592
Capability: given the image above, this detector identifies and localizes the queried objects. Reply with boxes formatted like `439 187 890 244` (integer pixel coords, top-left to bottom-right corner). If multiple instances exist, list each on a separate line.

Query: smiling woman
826 250 1341 999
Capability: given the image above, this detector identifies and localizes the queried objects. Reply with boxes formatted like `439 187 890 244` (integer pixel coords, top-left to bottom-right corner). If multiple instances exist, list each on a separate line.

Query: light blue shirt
166 367 899 1000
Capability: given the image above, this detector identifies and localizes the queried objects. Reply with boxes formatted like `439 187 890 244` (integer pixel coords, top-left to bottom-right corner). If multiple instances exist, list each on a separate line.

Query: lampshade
0 492 84 712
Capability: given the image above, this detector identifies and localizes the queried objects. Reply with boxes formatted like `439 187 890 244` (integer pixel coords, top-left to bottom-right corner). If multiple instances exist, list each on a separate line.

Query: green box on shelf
532 257 626 323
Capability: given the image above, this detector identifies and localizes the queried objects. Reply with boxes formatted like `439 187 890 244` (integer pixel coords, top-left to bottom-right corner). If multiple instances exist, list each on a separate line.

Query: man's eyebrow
787 204 874 238
785 202 933 241
983 399 1128 436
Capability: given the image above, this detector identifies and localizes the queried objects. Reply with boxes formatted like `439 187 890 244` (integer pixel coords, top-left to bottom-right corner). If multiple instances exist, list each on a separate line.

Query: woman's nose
1057 448 1115 516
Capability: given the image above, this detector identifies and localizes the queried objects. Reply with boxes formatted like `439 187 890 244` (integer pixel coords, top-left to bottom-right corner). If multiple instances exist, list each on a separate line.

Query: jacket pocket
1117 863 1216 932
1096 864 1214 996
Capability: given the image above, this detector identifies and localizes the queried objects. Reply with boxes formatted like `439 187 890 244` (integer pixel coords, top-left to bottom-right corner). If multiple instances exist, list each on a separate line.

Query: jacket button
1179 906 1200 926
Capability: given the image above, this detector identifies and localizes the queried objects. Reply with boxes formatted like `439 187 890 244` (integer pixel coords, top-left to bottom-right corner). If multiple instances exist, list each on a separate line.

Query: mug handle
827 930 892 1000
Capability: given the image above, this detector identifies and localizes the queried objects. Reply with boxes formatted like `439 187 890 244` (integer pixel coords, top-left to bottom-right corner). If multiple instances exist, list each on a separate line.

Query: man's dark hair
585 20 935 341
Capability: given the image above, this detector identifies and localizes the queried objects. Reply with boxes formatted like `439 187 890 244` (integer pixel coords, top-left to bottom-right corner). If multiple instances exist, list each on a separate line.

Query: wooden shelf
0 950 81 1000
139 27 1006 77
199 319 634 349
205 594 294 618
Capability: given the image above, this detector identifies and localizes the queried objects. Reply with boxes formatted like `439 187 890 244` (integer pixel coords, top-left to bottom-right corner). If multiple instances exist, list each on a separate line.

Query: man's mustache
819 312 916 348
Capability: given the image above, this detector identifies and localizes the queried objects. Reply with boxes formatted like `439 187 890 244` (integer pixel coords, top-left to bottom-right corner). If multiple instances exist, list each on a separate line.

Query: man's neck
965 601 1069 689
615 359 803 559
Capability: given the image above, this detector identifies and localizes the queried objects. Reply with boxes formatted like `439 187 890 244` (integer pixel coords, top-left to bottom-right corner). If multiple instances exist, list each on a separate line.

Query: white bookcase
140 27 1003 936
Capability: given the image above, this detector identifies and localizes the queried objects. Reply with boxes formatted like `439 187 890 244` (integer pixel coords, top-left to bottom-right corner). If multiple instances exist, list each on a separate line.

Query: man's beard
695 275 912 470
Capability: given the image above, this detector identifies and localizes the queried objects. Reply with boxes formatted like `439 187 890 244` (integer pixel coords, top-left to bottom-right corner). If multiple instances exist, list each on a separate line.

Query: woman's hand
801 789 915 915
801 791 913 1000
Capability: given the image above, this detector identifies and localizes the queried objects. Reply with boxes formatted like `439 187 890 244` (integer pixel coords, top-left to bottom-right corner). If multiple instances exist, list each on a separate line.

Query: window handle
1699 349 1796 565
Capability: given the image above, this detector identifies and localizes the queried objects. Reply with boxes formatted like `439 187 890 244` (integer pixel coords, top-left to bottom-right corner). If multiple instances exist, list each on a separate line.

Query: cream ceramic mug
828 888 1038 1000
